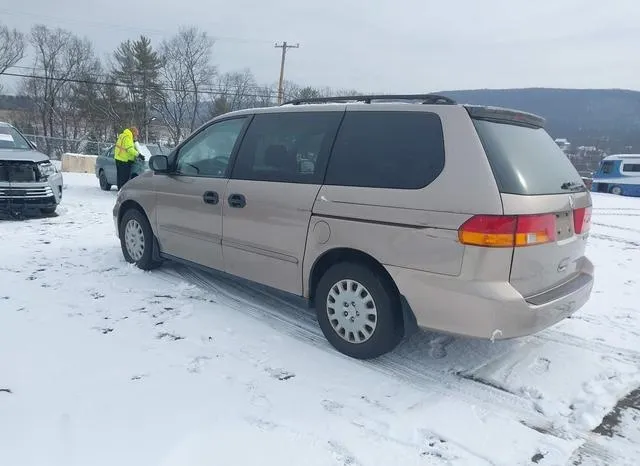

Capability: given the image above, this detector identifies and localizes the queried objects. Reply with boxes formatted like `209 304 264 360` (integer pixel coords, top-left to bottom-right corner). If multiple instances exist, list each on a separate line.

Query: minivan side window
175 117 247 178
324 111 445 189
231 112 343 184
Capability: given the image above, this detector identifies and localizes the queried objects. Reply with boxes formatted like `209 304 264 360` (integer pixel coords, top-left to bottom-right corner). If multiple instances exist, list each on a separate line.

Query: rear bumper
386 257 594 340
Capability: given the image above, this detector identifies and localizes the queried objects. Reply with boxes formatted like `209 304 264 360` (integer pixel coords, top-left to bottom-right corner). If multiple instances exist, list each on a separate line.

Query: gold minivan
113 94 594 359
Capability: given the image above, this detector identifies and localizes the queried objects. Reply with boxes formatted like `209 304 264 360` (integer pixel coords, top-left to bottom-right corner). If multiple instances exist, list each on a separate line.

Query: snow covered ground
1 173 639 466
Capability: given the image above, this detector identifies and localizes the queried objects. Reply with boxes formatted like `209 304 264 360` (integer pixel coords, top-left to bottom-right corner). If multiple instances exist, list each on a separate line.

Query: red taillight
457 215 517 247
573 206 592 234
515 214 557 246
459 214 556 248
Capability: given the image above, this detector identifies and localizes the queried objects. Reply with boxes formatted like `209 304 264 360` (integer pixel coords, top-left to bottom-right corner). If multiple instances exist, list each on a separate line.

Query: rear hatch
468 106 592 298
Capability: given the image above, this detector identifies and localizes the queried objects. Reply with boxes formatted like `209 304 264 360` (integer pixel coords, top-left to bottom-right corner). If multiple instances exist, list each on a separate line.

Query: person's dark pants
116 160 133 190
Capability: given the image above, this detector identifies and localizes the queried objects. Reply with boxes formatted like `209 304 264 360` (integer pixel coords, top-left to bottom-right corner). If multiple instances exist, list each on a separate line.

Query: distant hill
3 88 640 153
439 88 640 153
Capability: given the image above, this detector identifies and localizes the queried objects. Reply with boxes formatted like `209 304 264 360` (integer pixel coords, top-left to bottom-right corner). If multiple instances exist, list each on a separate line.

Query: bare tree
93 78 131 139
156 44 190 145
158 27 215 145
0 24 26 93
60 59 105 142
210 69 270 117
21 25 99 155
181 27 215 131
283 82 360 101
253 85 275 108
280 80 302 102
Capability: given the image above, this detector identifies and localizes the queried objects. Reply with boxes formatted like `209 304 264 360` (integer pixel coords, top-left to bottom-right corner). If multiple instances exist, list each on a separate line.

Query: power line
275 42 299 105
6 64 269 94
0 70 276 99
0 8 274 45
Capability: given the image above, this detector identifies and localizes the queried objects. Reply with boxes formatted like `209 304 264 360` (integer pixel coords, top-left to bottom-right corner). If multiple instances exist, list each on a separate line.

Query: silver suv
0 122 63 216
113 94 594 359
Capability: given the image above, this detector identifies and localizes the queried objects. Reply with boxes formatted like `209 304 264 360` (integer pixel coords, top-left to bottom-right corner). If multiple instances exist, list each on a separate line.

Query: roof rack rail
281 94 456 106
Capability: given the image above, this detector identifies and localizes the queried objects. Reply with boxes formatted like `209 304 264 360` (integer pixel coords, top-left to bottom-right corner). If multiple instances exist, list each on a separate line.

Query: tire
41 206 57 215
610 186 623 196
119 208 162 270
99 170 111 191
315 262 403 359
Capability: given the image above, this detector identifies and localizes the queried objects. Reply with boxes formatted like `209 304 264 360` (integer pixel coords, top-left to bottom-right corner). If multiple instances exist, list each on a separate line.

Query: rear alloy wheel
610 185 623 196
315 262 403 359
119 209 161 270
99 170 111 191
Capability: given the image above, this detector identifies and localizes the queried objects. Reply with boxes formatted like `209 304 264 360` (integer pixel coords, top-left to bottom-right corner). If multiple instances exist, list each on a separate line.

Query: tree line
0 22 358 155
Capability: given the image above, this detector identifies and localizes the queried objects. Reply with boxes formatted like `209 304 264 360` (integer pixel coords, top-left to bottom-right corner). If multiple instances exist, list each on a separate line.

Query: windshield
146 144 169 156
0 125 32 150
473 119 584 195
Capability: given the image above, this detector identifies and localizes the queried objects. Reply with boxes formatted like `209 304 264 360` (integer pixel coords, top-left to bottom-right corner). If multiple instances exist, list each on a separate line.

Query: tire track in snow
591 213 640 217
534 329 640 366
161 260 640 451
565 311 640 339
568 435 633 466
158 264 593 442
589 233 640 248
592 222 640 234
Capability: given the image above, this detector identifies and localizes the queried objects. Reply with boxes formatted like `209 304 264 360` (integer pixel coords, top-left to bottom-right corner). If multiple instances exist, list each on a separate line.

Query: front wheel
119 209 162 270
99 170 111 191
610 185 623 196
315 262 403 359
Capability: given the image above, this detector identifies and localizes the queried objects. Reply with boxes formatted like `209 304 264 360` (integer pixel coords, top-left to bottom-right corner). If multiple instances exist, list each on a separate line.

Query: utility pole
145 117 156 144
275 41 299 105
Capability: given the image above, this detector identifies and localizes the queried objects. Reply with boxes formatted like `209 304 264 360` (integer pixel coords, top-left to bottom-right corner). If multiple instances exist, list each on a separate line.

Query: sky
1 0 640 93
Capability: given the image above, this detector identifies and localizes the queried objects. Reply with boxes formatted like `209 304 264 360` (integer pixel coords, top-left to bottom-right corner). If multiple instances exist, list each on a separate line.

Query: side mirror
149 155 169 173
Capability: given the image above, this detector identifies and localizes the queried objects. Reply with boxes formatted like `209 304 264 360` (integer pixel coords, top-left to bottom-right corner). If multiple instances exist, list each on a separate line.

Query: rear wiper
560 181 585 192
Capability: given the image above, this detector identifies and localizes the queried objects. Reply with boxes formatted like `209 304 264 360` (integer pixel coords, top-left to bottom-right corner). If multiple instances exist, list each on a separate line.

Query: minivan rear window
473 119 584 195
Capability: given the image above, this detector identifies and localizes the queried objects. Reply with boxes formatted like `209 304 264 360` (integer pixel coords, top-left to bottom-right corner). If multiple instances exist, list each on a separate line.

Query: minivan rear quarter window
473 119 584 195
325 111 445 189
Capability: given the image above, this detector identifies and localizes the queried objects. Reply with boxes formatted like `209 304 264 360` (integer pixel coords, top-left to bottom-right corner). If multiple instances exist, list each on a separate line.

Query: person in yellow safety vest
114 126 144 190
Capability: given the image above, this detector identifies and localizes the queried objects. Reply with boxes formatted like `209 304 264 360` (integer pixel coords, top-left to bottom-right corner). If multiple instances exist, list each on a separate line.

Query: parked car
112 94 594 359
591 154 640 197
95 142 170 191
0 122 63 216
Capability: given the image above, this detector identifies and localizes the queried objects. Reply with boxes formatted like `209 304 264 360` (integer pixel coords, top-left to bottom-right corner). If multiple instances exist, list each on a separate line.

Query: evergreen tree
112 36 163 140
